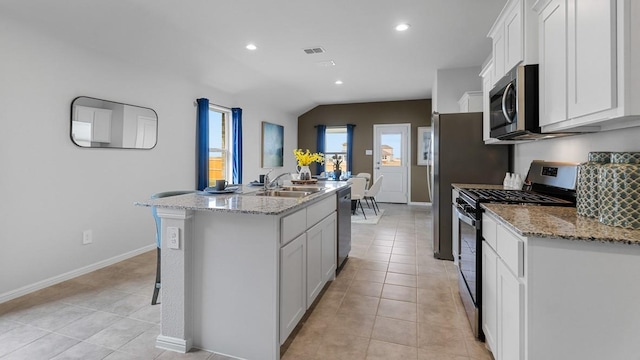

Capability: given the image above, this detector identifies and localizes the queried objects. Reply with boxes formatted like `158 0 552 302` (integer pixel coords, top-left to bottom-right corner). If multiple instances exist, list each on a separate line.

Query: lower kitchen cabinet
496 257 524 360
481 241 498 354
280 233 306 344
482 213 524 360
279 197 337 344
483 208 640 360
306 212 336 307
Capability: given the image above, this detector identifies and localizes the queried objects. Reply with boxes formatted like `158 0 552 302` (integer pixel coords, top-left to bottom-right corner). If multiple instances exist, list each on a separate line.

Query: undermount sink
279 186 325 193
252 190 315 198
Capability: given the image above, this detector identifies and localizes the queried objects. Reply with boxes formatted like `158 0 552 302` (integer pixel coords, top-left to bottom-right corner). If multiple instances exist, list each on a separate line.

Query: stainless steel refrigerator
430 112 510 260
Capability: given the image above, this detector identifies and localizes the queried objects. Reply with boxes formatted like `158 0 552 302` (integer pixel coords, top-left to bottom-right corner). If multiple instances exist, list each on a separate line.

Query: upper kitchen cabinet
534 0 640 132
488 0 538 85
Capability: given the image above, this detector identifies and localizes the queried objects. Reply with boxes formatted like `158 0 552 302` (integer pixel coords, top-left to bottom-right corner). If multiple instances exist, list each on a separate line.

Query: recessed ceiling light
246 44 257 50
395 23 410 32
335 80 343 85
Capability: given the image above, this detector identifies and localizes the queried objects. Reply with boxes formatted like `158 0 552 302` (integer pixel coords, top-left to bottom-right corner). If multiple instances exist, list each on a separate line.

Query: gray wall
298 99 432 203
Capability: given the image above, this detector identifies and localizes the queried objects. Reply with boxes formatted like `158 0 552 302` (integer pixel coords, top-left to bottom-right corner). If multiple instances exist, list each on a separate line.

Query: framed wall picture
261 121 284 168
417 126 432 166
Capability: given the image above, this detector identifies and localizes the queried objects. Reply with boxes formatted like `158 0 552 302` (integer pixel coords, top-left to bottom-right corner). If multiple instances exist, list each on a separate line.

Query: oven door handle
455 205 477 228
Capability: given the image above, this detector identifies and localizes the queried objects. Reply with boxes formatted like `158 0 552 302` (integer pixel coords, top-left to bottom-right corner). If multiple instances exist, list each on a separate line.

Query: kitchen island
135 182 349 360
481 204 640 360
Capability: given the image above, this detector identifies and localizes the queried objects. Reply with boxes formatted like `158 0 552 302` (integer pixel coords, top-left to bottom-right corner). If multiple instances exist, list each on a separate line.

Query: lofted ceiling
1 0 507 116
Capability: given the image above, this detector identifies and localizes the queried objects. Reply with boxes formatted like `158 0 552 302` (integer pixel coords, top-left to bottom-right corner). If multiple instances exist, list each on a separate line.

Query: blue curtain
316 125 326 174
232 108 243 184
346 124 355 172
196 98 209 190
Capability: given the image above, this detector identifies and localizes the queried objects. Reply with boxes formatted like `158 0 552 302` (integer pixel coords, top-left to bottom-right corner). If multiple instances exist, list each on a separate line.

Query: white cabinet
482 212 525 360
538 0 567 127
489 0 537 84
458 91 483 113
280 233 306 344
496 259 524 360
279 195 337 344
481 241 498 354
306 212 336 307
74 105 112 143
535 0 640 132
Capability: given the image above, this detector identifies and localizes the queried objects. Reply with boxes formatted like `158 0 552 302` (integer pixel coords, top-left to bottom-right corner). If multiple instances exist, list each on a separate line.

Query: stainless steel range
454 161 579 339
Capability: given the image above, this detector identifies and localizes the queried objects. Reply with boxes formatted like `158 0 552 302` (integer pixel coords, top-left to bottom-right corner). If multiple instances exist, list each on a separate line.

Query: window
324 126 348 174
208 106 233 185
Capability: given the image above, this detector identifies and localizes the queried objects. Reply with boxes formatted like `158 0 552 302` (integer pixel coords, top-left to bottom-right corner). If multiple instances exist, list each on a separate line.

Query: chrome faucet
265 172 290 189
263 169 274 190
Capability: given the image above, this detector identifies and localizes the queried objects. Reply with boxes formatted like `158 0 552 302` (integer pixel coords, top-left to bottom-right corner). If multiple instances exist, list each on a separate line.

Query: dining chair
354 172 371 189
150 190 196 305
364 175 383 215
347 177 367 219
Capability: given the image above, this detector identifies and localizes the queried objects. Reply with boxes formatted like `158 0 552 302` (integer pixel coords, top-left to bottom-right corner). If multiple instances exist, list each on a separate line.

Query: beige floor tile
128 303 161 324
366 339 418 360
418 348 470 360
385 273 418 287
84 317 153 350
392 246 417 255
118 326 164 358
56 311 123 340
464 338 494 360
332 311 376 338
390 254 417 265
338 293 380 316
348 280 384 298
381 284 417 303
284 325 324 357
357 260 389 272
363 252 392 263
0 325 49 357
1 332 78 359
354 269 387 283
28 305 94 331
371 316 417 347
372 240 394 247
315 332 370 359
377 298 417 322
51 341 114 360
0 318 22 337
388 262 417 275
368 245 393 254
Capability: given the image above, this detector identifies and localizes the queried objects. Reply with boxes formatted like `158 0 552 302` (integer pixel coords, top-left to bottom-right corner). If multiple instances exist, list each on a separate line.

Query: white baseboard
156 335 192 353
0 244 156 304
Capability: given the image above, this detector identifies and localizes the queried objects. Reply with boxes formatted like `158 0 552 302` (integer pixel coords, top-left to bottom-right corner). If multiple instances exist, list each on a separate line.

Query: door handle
501 82 515 124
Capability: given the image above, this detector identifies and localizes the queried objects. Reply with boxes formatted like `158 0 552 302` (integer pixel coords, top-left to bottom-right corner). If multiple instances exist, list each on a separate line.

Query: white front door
373 124 410 203
135 116 157 149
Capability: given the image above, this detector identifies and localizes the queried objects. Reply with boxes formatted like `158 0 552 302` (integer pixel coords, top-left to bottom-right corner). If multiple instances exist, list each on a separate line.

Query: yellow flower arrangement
293 149 324 166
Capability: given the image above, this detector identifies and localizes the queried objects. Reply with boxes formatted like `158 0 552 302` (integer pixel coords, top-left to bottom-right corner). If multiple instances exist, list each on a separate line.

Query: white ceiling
1 0 507 115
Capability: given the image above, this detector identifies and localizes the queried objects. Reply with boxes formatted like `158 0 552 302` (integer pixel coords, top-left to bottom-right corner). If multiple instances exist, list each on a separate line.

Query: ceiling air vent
304 47 326 54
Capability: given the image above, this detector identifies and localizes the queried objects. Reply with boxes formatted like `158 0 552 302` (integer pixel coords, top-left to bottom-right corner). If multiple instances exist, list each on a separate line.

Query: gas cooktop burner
462 188 574 206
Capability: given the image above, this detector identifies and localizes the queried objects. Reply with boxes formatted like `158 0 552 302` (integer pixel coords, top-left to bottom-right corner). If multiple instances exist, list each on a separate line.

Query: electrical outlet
167 227 180 249
82 230 93 245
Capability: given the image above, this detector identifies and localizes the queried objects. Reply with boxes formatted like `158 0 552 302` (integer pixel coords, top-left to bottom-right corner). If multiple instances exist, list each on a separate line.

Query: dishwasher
336 186 352 271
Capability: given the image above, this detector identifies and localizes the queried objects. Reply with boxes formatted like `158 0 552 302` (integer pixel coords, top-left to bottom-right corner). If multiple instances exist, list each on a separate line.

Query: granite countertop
452 183 506 190
482 204 640 245
135 181 349 216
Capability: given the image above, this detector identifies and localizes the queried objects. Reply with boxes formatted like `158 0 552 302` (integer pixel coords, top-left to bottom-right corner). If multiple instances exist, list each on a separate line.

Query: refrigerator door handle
455 205 476 228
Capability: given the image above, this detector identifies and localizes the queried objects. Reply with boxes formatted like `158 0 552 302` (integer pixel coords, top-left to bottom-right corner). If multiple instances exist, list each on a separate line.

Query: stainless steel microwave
489 64 540 140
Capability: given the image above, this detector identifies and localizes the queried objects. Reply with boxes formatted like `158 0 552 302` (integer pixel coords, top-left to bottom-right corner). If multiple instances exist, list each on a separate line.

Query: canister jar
576 152 611 218
598 152 640 229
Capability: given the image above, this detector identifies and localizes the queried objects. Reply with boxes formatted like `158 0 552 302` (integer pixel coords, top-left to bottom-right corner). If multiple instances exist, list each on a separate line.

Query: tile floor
0 203 493 360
